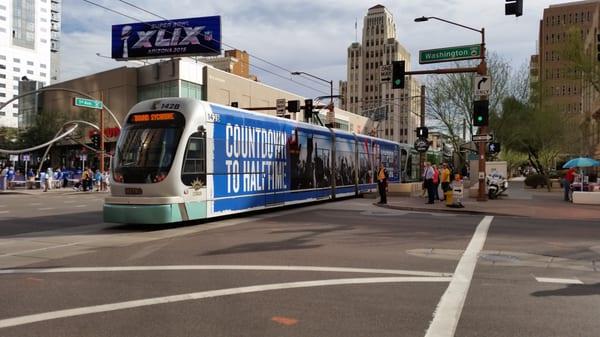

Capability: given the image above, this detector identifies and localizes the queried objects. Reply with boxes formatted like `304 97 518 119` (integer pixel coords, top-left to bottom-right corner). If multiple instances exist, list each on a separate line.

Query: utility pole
100 92 105 173
420 85 426 178
476 28 487 202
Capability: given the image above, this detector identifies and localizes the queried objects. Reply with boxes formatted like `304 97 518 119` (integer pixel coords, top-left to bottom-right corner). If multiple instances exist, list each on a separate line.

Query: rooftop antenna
355 18 358 42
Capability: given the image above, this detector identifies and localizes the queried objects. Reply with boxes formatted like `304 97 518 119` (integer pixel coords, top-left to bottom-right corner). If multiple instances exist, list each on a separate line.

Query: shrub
525 174 547 189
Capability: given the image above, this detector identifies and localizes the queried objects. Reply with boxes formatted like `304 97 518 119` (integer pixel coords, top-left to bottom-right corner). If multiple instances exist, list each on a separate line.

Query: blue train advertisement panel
209 105 336 213
111 16 221 60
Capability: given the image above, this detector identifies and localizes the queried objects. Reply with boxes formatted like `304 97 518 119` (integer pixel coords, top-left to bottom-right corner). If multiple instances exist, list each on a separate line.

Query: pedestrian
432 164 440 201
423 162 435 204
46 167 53 191
377 163 388 204
563 166 576 201
0 166 7 190
81 167 89 191
26 168 35 189
40 170 48 192
440 163 451 201
102 170 109 191
94 169 102 192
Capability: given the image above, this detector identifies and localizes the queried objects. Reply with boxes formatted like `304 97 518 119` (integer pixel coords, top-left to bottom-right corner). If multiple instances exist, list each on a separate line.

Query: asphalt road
0 193 599 337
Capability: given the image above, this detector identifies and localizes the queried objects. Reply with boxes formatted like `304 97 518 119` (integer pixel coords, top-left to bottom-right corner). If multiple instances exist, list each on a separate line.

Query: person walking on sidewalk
423 162 435 204
440 163 451 201
377 163 388 204
432 164 440 201
563 166 577 201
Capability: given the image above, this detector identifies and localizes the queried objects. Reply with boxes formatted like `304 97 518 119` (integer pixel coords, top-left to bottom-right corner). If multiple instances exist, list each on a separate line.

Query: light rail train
104 97 419 224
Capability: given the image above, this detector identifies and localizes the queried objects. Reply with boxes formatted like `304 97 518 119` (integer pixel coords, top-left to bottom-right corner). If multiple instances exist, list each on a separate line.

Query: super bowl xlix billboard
111 16 221 60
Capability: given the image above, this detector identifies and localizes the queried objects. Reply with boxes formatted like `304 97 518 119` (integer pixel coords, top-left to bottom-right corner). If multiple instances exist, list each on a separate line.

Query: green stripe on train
103 204 183 224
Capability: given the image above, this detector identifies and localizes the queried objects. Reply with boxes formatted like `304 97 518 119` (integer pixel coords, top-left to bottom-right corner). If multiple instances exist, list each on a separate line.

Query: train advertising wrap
212 107 288 199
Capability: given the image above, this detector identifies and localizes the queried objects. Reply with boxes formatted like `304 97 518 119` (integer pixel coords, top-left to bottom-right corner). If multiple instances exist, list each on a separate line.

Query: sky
60 0 564 98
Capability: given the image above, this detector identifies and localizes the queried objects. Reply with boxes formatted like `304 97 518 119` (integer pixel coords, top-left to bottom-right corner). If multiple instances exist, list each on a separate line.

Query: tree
425 52 513 164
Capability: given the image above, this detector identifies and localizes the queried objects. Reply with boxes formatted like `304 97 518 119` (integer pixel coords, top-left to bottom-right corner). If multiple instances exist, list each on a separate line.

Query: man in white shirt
423 162 435 204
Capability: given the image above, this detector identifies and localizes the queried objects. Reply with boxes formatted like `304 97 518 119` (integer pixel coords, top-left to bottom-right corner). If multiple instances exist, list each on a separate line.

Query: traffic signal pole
420 85 426 179
477 28 487 201
100 92 105 173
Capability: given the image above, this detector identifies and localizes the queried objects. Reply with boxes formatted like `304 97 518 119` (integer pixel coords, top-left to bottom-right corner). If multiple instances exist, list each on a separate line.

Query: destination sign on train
129 112 176 123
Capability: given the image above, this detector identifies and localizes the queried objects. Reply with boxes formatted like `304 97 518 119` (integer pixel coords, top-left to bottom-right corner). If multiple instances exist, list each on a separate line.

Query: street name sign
276 98 286 116
473 134 493 142
473 75 491 96
73 97 103 109
419 44 482 64
380 64 392 82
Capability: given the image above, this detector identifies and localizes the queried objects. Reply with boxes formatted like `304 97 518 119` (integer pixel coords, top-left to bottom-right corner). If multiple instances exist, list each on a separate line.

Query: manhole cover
480 253 520 263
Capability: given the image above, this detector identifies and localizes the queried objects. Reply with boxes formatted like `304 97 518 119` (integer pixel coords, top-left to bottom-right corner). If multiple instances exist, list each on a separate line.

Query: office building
0 0 61 128
343 4 420 144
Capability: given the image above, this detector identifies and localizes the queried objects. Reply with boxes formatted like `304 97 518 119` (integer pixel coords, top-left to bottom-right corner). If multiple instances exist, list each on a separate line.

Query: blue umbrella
562 157 600 168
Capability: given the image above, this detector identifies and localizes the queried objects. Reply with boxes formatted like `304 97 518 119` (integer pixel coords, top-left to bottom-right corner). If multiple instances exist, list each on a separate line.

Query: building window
0 74 4 79
13 58 20 63
26 70 33 75
40 38 47 43
0 83 4 88
137 80 179 102
12 76 18 80
26 61 33 66
40 63 46 69
12 113 18 117
0 111 5 116
40 72 46 77
12 0 36 49
12 67 19 72
0 93 5 97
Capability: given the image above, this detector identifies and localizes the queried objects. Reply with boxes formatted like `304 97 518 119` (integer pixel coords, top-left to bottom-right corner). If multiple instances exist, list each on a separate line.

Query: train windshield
113 112 185 184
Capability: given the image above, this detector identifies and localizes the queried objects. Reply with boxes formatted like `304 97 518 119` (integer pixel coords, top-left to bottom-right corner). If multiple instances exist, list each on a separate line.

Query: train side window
181 132 206 187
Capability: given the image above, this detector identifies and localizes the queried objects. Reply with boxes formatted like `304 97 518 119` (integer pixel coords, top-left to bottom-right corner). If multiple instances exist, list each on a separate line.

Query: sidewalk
0 187 109 196
380 181 600 221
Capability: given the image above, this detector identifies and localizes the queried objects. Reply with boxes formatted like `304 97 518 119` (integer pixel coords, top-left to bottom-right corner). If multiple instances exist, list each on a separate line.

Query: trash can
445 191 453 206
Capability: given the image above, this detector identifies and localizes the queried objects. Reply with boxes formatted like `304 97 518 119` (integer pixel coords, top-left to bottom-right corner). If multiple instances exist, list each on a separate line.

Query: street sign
73 97 103 110
9 155 18 162
414 138 430 152
380 64 392 82
419 44 482 64
473 134 493 142
276 98 286 116
473 75 491 96
22 154 30 161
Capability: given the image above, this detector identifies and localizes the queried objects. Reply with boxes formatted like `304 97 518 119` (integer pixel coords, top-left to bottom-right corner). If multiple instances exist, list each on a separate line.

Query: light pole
291 71 335 124
414 16 487 201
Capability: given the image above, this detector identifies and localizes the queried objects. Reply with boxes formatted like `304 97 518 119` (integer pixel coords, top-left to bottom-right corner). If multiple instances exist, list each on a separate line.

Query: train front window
113 112 184 184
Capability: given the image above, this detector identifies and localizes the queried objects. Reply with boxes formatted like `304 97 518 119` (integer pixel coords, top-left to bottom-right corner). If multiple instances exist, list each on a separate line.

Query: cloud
58 0 557 98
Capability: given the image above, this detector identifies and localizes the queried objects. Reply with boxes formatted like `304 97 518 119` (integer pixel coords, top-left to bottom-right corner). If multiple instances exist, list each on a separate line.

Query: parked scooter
487 173 508 199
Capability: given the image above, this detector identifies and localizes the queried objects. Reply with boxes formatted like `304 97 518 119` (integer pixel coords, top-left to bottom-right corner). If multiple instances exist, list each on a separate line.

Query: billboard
111 16 221 60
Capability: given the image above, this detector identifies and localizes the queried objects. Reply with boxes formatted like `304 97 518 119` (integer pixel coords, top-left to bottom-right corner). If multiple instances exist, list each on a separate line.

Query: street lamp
414 15 488 201
290 71 334 107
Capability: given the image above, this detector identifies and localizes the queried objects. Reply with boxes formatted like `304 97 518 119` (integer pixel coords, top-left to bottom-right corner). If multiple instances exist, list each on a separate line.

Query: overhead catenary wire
80 0 332 96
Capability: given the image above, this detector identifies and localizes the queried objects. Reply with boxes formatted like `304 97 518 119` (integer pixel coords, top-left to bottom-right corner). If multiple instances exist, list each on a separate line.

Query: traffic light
304 99 313 122
287 100 300 113
488 142 501 154
91 133 100 149
416 126 428 139
505 0 523 17
473 100 489 127
392 60 405 89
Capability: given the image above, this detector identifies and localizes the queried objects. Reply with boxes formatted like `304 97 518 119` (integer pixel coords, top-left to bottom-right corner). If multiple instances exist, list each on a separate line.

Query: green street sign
73 97 103 109
419 44 482 64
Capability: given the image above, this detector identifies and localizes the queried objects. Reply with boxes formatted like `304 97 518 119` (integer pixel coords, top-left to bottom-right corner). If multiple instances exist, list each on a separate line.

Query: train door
180 131 208 220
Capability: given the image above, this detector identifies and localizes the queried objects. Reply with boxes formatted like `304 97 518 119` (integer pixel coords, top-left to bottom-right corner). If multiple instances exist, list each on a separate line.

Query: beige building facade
30 57 369 148
343 4 420 144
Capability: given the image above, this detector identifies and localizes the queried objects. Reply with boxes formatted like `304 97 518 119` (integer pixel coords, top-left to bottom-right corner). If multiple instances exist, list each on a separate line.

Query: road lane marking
73 205 88 208
535 276 583 285
0 242 86 258
30 203 42 206
0 276 451 329
272 316 298 326
63 201 77 204
424 216 493 337
0 265 453 277
0 211 8 214
37 207 55 211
